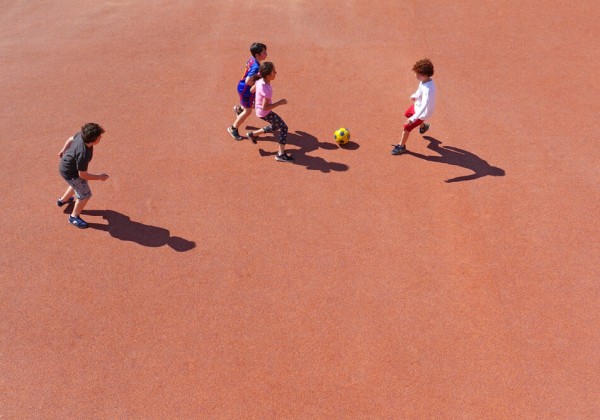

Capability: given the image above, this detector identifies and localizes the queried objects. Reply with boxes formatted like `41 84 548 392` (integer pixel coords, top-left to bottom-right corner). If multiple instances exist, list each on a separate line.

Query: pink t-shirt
255 79 272 118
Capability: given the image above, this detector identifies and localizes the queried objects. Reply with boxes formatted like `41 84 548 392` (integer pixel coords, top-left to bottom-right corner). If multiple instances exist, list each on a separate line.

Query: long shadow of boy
407 136 505 183
252 129 350 173
75 209 196 251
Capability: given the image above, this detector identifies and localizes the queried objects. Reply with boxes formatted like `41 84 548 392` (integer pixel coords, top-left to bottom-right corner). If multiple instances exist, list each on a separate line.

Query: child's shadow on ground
247 127 351 172
64 207 195 251
407 136 505 183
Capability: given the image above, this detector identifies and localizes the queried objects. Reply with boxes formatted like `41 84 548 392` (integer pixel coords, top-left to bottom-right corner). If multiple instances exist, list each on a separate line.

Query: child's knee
69 178 92 201
77 191 92 200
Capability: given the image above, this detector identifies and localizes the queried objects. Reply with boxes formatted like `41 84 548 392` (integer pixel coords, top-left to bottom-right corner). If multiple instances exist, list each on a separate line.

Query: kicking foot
275 153 294 163
247 132 258 144
391 144 406 155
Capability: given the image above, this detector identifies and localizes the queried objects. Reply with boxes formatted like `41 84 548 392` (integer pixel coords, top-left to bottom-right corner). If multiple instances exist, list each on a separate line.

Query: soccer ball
334 127 350 145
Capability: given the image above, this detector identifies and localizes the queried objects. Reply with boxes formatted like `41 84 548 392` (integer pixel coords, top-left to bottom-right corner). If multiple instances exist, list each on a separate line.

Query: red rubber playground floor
1 1 599 417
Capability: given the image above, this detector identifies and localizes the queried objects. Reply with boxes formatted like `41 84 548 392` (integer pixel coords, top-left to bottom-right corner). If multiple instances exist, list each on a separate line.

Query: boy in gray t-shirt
57 123 109 229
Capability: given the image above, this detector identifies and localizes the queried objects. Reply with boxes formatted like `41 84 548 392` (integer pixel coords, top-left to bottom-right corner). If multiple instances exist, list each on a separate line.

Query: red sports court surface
1 1 599 417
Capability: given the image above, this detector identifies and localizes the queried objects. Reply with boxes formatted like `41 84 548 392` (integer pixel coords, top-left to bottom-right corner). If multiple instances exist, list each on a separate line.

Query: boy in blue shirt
227 42 268 141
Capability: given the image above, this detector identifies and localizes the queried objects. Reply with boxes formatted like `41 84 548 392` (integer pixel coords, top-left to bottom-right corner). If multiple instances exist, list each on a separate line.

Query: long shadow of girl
253 129 349 173
407 136 505 183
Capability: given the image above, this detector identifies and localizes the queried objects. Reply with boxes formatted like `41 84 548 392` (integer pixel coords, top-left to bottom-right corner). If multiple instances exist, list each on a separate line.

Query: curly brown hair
412 59 434 77
81 122 105 143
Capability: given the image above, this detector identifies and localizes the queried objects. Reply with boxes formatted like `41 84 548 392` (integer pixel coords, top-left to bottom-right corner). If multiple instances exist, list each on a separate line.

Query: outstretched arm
260 96 287 111
78 170 109 181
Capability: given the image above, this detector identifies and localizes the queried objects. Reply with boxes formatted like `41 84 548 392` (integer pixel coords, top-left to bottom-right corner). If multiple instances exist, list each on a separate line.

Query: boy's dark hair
413 58 434 77
250 42 267 58
259 62 275 78
81 123 105 143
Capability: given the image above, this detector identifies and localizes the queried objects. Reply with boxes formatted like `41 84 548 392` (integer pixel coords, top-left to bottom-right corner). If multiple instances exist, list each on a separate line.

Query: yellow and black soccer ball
334 127 350 145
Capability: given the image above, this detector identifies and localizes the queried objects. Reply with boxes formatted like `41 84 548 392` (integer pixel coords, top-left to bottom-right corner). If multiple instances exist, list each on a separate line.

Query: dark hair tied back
259 62 275 78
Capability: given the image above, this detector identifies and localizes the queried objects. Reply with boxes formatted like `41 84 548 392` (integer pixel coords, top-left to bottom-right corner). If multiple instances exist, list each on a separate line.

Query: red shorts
403 104 424 132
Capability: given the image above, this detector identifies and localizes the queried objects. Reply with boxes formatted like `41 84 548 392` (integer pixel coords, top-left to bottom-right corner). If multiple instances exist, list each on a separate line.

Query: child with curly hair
57 123 109 228
391 58 437 155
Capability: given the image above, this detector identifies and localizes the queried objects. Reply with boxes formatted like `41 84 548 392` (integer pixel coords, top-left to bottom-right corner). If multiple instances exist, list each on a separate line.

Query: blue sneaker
57 197 74 207
419 123 430 135
391 144 406 155
69 215 88 229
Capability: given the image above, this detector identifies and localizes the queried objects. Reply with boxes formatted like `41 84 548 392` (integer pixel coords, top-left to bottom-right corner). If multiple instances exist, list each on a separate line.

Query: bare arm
409 88 429 122
245 73 261 86
261 96 287 111
78 170 109 181
58 136 74 158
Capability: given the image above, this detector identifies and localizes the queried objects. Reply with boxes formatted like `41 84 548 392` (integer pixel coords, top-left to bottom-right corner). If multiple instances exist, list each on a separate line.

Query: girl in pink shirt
247 62 292 162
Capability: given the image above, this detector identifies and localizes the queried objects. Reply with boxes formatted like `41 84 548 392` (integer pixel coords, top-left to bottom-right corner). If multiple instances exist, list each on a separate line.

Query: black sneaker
69 215 88 229
227 126 243 141
419 123 430 134
233 105 243 116
247 132 258 144
57 197 74 207
275 153 294 163
391 144 406 155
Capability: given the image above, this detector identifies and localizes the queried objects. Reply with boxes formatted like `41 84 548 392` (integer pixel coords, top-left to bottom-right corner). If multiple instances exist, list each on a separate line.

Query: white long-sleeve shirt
409 79 436 122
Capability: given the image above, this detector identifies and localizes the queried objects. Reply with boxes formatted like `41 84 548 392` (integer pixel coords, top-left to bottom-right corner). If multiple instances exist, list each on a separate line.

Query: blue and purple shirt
237 58 260 93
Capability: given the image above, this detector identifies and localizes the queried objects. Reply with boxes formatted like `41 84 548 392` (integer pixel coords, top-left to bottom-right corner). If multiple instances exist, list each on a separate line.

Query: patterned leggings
260 111 288 144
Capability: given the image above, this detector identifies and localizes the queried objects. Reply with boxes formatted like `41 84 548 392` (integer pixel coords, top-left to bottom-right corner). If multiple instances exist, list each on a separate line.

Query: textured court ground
1 0 599 417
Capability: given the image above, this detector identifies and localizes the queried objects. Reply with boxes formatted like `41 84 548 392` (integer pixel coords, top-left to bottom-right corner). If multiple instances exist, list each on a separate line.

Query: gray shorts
65 177 92 200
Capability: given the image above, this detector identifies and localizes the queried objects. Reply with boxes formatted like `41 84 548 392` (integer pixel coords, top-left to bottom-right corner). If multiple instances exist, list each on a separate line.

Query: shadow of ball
338 141 360 150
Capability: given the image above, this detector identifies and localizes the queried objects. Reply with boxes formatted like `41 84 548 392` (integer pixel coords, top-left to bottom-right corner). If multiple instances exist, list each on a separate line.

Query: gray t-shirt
59 132 93 180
